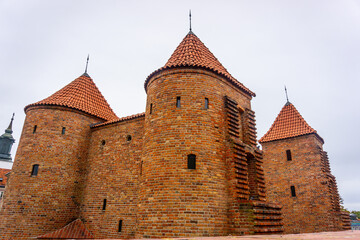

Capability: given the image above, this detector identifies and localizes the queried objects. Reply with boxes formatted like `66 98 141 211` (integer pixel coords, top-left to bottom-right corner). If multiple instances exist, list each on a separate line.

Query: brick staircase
252 201 283 234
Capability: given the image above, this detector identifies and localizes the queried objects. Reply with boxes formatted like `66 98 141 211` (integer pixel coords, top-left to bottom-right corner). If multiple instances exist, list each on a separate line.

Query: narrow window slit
62 127 66 135
286 150 292 161
118 220 123 232
205 98 209 109
150 103 153 114
101 140 106 146
33 125 37 134
102 199 107 210
176 97 181 108
31 164 39 176
187 154 196 169
290 186 296 197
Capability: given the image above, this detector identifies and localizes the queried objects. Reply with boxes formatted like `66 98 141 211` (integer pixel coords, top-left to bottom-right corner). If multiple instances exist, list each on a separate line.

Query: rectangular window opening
150 103 153 114
286 150 292 161
176 97 181 108
140 161 143 176
31 164 39 176
187 154 196 169
33 125 37 134
118 220 123 232
205 98 209 109
290 185 296 197
102 199 107 210
62 127 66 135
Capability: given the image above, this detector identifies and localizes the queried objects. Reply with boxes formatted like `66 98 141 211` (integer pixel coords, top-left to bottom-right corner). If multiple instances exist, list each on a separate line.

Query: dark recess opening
176 96 181 108
286 150 292 161
102 199 107 210
205 98 209 109
187 154 196 169
31 164 39 176
33 125 37 134
62 127 66 135
290 185 296 197
118 220 123 232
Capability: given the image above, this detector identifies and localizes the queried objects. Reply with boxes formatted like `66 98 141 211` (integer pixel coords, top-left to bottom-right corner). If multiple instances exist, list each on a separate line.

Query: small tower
259 100 344 233
0 114 15 162
0 69 118 239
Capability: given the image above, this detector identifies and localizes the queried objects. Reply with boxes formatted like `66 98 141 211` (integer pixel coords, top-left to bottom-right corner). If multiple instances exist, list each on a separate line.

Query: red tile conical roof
37 218 94 239
145 31 255 97
25 73 118 121
259 102 323 143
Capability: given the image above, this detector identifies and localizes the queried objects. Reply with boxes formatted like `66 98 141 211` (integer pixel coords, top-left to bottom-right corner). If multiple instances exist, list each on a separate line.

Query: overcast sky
0 0 359 210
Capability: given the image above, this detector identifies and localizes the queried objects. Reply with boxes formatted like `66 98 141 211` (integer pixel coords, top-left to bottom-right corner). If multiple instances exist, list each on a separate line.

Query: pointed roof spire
189 10 192 33
5 113 14 134
285 85 290 105
259 102 323 143
1 114 15 139
83 55 90 77
25 74 118 121
145 30 255 97
0 114 15 161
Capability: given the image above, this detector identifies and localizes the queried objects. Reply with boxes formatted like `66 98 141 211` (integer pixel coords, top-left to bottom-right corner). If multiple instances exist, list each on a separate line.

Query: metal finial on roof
85 55 89 73
189 10 192 32
6 113 14 132
285 85 290 105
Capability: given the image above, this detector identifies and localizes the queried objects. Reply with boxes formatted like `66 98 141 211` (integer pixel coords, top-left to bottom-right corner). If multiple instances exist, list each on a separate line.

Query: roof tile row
25 74 118 121
145 31 255 97
259 102 323 143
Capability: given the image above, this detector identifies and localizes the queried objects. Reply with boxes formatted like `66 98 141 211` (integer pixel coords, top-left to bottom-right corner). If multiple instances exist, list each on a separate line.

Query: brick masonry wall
137 67 252 238
80 117 144 238
0 106 102 240
261 134 342 234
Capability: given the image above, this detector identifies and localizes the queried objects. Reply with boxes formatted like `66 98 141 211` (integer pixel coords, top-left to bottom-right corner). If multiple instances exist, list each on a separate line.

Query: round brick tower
0 73 118 239
137 31 255 238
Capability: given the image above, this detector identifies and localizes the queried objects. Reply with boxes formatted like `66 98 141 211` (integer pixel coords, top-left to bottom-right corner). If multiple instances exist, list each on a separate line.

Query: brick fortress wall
0 106 103 239
261 134 343 233
80 116 144 238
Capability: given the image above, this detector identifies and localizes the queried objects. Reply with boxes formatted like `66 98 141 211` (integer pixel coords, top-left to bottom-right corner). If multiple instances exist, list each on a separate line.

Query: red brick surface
0 106 103 239
0 168 10 187
81 116 145 238
261 134 343 233
138 67 253 238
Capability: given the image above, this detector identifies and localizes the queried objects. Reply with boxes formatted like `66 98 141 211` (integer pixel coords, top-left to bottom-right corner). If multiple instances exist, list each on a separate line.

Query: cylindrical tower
137 31 254 238
0 73 118 239
138 68 229 237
